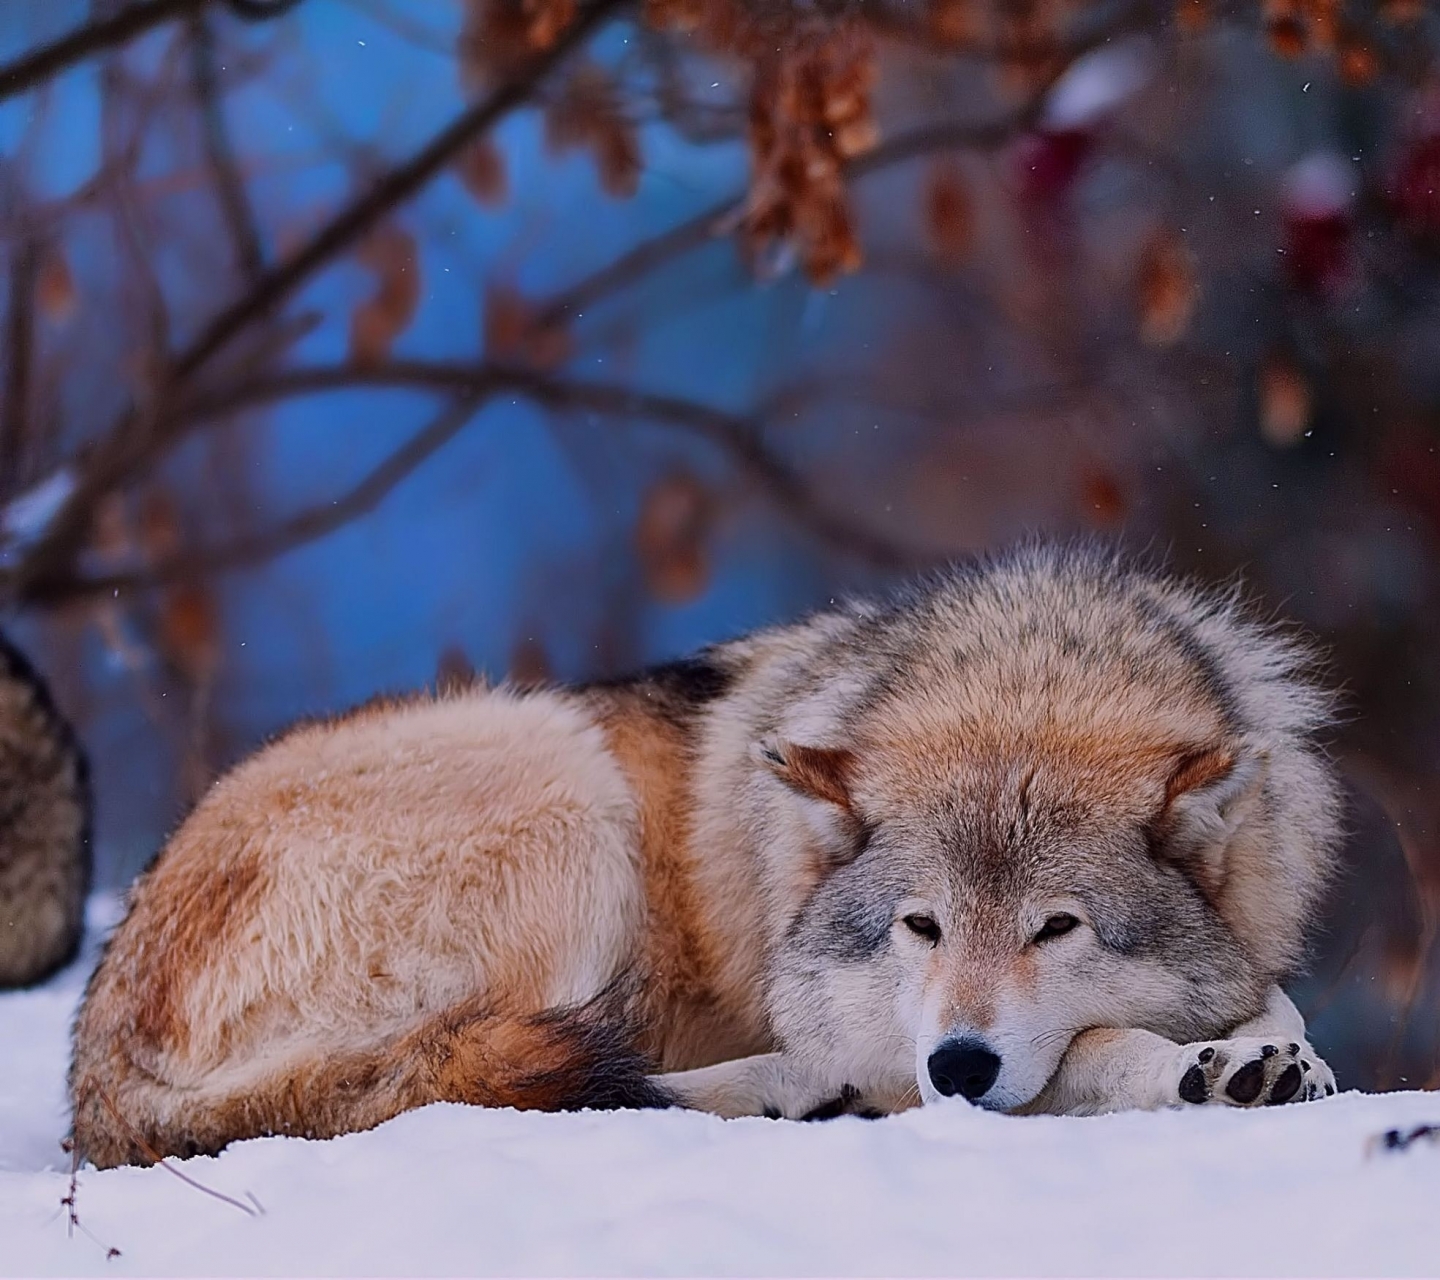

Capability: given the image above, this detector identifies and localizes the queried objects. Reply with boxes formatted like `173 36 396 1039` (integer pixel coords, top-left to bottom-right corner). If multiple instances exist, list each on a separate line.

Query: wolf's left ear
1152 741 1269 895
754 739 855 810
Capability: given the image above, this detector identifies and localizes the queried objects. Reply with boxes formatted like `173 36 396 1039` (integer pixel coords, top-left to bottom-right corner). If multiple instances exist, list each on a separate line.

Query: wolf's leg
1024 986 1336 1116
653 1053 883 1120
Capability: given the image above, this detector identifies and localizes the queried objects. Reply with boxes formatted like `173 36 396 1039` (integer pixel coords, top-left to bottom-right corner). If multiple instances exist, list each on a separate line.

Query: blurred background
1 0 1437 1092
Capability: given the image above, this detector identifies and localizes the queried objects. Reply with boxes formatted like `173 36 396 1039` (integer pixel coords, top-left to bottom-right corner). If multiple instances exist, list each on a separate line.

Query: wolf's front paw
1174 1037 1336 1107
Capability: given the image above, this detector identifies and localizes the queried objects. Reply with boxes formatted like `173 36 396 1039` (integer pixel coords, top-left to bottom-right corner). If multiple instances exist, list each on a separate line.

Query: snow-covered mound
3 906 1437 1276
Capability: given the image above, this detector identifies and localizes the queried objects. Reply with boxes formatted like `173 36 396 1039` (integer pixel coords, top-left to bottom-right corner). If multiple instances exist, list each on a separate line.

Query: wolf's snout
927 1039 1002 1101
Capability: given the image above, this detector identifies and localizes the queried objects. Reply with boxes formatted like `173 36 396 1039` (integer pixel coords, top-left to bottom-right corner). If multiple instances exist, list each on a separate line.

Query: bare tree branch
0 0 301 104
22 353 928 603
171 0 628 384
1 236 38 497
2 0 629 609
187 359 920 562
189 12 266 283
57 390 491 595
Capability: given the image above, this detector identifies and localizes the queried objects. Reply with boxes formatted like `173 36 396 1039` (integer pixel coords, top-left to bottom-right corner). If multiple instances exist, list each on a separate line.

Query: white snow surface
3 905 1438 1277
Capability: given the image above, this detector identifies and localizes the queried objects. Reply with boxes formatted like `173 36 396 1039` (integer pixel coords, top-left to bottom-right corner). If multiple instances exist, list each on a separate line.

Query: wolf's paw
1175 1037 1336 1107
767 1084 886 1121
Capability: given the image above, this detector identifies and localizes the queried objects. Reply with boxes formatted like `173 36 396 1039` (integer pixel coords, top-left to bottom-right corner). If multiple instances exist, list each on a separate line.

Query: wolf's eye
1034 913 1079 943
902 914 942 945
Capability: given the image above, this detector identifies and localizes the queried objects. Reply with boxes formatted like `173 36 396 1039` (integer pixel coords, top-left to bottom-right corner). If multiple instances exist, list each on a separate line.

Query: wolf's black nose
928 1040 1001 1100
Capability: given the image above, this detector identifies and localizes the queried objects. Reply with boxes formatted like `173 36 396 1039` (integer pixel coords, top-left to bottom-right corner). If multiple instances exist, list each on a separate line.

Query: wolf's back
0 632 91 987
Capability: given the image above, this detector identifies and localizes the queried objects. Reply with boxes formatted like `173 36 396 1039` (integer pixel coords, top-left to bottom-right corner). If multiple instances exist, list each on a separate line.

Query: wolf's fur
71 543 1342 1166
0 632 91 988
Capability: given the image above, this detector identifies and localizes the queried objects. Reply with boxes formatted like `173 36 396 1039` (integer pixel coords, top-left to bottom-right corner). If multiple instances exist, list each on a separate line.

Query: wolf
70 543 1341 1167
0 631 91 988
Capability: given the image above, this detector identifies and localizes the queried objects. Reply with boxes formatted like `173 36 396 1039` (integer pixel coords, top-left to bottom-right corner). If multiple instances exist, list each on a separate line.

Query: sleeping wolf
71 543 1340 1167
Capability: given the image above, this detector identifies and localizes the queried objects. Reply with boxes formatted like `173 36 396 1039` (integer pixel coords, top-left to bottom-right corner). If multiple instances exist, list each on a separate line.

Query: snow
4 906 1439 1276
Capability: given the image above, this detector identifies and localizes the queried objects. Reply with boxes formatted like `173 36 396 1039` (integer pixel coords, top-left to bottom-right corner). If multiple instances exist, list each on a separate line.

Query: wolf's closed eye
1033 913 1079 943
902 914 942 945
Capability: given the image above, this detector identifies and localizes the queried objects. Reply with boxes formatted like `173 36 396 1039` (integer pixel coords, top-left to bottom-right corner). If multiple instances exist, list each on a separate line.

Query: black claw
1180 1063 1210 1104
762 1105 781 1120
1301 1060 1312 1071
1288 1043 1301 1055
1261 1044 1278 1058
1226 1058 1267 1104
1198 1047 1216 1064
1325 1084 1335 1096
1268 1063 1303 1104
800 1084 861 1122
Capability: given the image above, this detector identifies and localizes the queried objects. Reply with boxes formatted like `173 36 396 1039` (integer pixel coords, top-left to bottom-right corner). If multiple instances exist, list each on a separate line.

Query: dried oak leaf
483 282 570 368
37 246 76 322
545 62 643 198
924 160 976 264
1136 230 1199 347
636 471 712 604
159 581 220 683
458 0 575 91
1259 354 1311 447
349 225 420 367
457 138 508 207
509 634 552 688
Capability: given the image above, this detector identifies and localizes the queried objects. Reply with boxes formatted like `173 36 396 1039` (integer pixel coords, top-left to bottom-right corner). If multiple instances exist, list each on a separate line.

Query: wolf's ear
1152 741 1269 895
754 739 864 863
754 739 855 810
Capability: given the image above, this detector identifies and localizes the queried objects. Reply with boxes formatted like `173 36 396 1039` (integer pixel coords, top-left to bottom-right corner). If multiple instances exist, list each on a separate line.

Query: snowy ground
3 905 1438 1277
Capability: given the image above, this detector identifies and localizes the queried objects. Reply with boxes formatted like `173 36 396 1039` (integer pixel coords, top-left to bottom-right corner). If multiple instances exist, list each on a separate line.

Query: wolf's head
747 547 1339 1112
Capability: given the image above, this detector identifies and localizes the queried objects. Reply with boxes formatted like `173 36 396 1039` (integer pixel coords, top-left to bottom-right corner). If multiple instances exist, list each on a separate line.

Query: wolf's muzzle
927 1039 1002 1101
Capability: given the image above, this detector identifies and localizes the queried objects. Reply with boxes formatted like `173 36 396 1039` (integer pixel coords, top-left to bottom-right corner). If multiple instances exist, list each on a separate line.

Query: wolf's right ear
753 739 855 810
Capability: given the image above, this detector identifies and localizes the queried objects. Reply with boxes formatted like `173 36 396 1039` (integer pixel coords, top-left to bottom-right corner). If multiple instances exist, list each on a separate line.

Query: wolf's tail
71 974 674 1168
0 631 91 988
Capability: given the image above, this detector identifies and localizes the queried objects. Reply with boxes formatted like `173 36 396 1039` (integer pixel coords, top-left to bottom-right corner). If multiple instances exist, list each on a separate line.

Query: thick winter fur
0 632 91 989
71 543 1342 1167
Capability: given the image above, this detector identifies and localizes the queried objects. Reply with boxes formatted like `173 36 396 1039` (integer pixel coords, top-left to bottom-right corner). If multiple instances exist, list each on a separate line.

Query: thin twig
0 0 199 103
189 12 266 283
4 0 628 608
1 235 38 497
28 360 927 602
72 391 491 592
76 1075 263 1217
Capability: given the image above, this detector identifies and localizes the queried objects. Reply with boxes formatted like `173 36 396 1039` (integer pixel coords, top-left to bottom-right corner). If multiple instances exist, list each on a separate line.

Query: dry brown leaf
929 0 979 45
1176 0 1210 35
483 283 570 368
36 246 76 323
458 0 576 88
545 63 644 199
457 138 508 207
436 644 479 693
1260 355 1311 446
636 471 712 603
509 635 551 688
138 490 182 561
1081 471 1127 527
1337 33 1379 87
924 160 976 264
159 582 220 682
349 225 420 367
1137 231 1199 347
1265 0 1308 56
90 494 134 562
